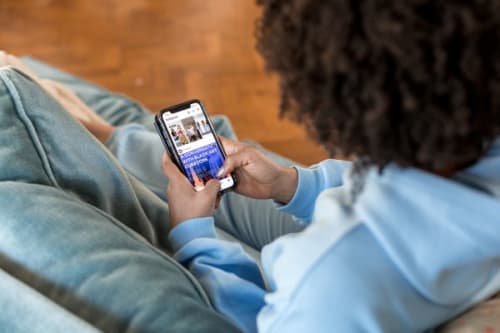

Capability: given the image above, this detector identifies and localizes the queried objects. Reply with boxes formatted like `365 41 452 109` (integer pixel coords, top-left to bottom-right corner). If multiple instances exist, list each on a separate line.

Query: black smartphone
154 99 236 193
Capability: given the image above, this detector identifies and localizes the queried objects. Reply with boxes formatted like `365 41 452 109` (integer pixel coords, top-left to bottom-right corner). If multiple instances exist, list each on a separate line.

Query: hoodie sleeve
277 159 351 223
169 217 266 333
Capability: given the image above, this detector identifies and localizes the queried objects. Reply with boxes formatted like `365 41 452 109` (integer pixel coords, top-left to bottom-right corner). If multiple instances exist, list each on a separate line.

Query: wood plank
0 0 328 165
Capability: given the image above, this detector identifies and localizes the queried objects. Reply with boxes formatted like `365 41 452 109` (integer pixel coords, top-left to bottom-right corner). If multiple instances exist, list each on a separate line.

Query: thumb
219 136 245 155
217 148 252 177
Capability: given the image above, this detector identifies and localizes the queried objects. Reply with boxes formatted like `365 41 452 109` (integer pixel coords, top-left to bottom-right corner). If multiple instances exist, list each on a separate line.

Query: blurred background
0 0 327 165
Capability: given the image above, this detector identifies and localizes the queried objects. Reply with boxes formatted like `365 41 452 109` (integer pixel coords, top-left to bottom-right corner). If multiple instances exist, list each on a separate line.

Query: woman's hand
162 153 221 229
218 137 298 204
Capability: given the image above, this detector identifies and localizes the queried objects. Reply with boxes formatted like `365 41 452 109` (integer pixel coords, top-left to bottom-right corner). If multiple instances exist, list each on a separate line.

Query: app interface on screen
162 103 234 191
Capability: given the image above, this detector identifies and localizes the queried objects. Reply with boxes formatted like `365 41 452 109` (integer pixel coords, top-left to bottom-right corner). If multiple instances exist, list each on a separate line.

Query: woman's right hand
218 137 298 204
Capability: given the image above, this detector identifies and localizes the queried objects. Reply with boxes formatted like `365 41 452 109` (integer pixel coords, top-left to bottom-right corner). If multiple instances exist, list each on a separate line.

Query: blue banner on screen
179 143 224 188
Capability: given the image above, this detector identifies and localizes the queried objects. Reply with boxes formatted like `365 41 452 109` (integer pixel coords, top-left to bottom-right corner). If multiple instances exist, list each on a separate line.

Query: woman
6 0 500 332
159 1 500 332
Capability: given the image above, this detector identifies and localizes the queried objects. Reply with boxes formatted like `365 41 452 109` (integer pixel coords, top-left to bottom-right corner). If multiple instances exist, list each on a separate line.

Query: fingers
163 153 223 197
162 153 176 177
214 195 222 209
197 179 221 210
218 147 253 177
162 153 191 187
219 136 245 155
204 179 221 198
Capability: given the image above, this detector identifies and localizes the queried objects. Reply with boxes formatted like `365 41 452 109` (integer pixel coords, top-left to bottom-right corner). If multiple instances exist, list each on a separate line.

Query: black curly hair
256 0 500 171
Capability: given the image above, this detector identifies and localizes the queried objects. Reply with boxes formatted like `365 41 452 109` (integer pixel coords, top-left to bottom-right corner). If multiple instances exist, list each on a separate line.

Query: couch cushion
21 56 157 130
0 67 240 332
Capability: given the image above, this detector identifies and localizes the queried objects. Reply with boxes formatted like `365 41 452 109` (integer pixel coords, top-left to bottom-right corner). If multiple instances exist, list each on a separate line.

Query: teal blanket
0 62 240 333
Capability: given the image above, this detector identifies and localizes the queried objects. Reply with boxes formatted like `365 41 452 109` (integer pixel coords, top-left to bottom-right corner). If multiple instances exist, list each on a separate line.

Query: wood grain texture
0 0 327 164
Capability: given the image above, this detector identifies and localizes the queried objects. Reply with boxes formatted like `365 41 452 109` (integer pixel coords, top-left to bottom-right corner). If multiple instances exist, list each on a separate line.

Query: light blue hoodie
168 137 500 333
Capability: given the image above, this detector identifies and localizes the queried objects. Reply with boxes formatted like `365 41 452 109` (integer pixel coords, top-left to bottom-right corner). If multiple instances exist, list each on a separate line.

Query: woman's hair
256 0 500 170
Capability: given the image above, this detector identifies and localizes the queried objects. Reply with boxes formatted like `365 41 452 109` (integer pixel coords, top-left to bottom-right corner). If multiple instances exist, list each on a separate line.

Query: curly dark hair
256 0 500 170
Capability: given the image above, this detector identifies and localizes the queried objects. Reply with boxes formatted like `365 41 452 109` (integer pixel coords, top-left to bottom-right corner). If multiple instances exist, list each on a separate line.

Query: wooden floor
0 0 327 165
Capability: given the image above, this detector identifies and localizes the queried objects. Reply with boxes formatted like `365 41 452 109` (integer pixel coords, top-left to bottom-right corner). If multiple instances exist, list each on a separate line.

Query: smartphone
154 99 236 193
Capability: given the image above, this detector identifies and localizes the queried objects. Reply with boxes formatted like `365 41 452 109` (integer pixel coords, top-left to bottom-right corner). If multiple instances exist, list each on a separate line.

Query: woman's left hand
162 153 221 229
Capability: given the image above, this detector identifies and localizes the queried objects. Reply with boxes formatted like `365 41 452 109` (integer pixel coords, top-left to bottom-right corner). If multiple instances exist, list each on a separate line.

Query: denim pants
0 59 302 332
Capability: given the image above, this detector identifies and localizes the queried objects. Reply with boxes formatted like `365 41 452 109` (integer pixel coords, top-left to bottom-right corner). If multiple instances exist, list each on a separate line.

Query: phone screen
161 101 235 191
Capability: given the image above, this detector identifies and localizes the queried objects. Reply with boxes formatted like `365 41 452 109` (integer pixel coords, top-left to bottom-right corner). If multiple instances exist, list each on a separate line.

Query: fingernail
216 167 224 178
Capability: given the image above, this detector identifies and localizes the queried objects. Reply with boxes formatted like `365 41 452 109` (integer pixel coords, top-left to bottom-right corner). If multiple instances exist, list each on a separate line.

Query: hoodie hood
353 138 500 306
